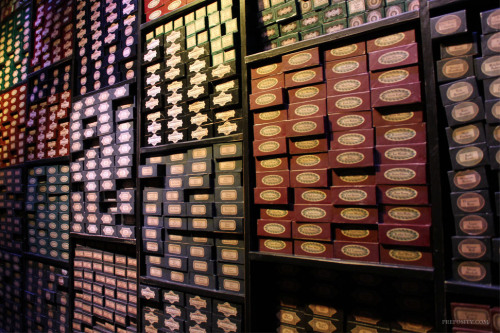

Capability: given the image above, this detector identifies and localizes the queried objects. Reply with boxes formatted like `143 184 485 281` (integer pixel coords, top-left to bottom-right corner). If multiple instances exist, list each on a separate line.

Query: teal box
261 24 280 41
274 1 298 22
301 11 321 29
258 8 275 26
313 0 330 10
277 32 300 46
280 20 301 35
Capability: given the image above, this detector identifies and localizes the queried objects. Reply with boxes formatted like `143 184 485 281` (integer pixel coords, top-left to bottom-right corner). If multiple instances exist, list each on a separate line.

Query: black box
448 167 489 192
455 213 495 236
439 76 479 106
451 190 492 215
452 236 491 260
430 10 467 39
449 143 489 170
446 122 486 148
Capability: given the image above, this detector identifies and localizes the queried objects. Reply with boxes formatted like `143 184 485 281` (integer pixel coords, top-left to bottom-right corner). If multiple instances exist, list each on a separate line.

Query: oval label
288 53 313 66
459 215 487 236
337 115 365 127
385 187 418 200
330 44 358 57
447 81 473 102
379 88 412 102
264 223 286 235
294 104 320 116
260 190 281 201
340 208 370 220
259 111 281 121
334 79 361 92
294 139 320 149
378 69 410 84
451 101 479 122
336 152 364 164
456 146 484 167
458 261 486 282
292 121 317 133
436 14 461 35
298 224 323 236
266 209 288 218
301 207 327 219
260 125 282 137
339 189 367 202
458 238 487 259
262 175 284 186
387 207 421 221
264 239 286 250
384 168 416 181
257 77 279 90
335 97 363 110
384 147 417 161
374 32 405 47
341 244 370 258
386 228 419 242
255 93 277 106
301 242 326 254
452 124 480 145
292 70 316 83
301 190 327 202
296 172 320 184
259 141 280 153
442 58 469 79
389 249 422 261
341 230 370 238
260 158 282 169
295 86 320 99
296 155 320 167
256 64 278 75
384 128 416 141
332 60 360 74
337 133 366 146
378 51 409 65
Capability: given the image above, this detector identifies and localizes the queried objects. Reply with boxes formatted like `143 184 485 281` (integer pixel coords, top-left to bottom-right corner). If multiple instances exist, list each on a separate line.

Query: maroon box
376 123 427 146
285 66 324 88
254 122 287 140
372 107 423 127
331 185 377 205
325 42 366 62
288 99 327 120
376 143 427 164
332 206 378 224
288 84 326 104
259 238 293 254
379 224 431 247
282 47 320 72
367 30 416 53
332 168 376 186
327 91 371 113
369 43 419 72
255 156 289 172
253 137 287 157
329 111 373 131
333 241 379 262
256 170 290 187
371 83 422 108
327 74 370 97
294 204 334 223
328 148 374 168
294 188 333 205
379 245 432 267
370 65 420 89
254 187 289 205
294 240 334 258
260 207 293 220
325 55 368 80
286 116 326 138
251 74 285 93
331 128 374 149
450 303 493 330
381 205 431 225
375 164 427 185
290 168 329 188
290 152 329 170
293 222 332 241
253 109 288 125
257 219 292 238
378 185 429 205
251 62 283 80
250 88 285 110
289 136 329 155
335 226 378 243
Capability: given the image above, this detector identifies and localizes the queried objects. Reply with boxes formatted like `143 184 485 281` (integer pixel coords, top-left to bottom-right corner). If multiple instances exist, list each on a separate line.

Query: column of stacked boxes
140 284 243 332
0 0 30 20
69 84 136 239
431 8 500 285
140 142 245 295
72 245 138 333
0 84 27 167
30 0 74 71
25 165 70 261
24 261 70 333
0 250 22 332
25 64 71 161
0 168 23 251
75 0 138 96
142 0 241 148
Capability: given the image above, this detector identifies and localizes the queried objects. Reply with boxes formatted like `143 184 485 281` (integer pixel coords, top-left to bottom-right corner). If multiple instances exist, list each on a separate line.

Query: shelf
245 11 420 64
70 232 137 245
445 280 500 298
24 252 69 268
72 78 137 102
24 155 70 167
0 79 28 96
28 55 73 79
249 252 435 280
140 0 206 32
140 133 243 155
429 0 471 10
0 245 22 255
140 276 245 303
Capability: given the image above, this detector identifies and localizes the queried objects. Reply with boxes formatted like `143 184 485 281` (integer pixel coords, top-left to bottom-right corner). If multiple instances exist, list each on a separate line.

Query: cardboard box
437 55 474 83
251 62 283 80
474 55 500 80
282 47 320 72
256 170 290 187
249 88 285 110
257 219 292 239
379 224 431 247
251 74 285 93
376 163 426 185
335 225 378 243
449 143 489 170
331 128 374 149
430 10 467 39
379 245 432 267
371 83 421 107
325 42 366 62
325 55 367 80
285 66 324 88
289 137 329 155
288 84 326 104
369 43 418 72
451 190 491 215
367 30 415 52
259 238 293 254
329 111 373 131
333 206 378 224
452 260 491 284
327 74 370 97
373 106 423 127
378 185 429 205
332 185 377 205
294 240 334 258
329 147 374 168
327 91 371 113
381 205 431 225
254 187 289 205
294 204 333 223
376 123 426 146
452 236 491 260
439 76 479 106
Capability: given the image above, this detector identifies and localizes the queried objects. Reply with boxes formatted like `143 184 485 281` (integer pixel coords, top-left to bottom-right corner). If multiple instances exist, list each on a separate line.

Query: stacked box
24 261 70 333
140 143 245 294
0 251 23 332
25 63 71 161
30 0 74 71
0 168 23 251
431 7 500 285
75 0 138 96
69 83 136 239
72 245 138 333
0 84 27 167
255 0 419 51
0 0 30 20
25 165 70 261
142 0 241 148
140 285 243 332
450 302 499 332
144 0 198 23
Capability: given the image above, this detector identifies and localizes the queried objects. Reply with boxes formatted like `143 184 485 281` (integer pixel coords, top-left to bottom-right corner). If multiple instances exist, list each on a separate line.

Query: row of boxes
0 250 23 332
0 168 23 252
0 84 27 167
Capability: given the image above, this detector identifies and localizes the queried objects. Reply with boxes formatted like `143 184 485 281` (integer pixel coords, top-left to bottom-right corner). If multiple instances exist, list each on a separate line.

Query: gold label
260 190 282 201
256 64 278 75
389 249 422 261
294 104 320 116
255 93 277 106
223 279 241 292
262 174 284 186
220 190 237 201
457 192 485 212
260 158 282 169
442 58 469 78
447 81 473 102
288 53 313 66
301 190 327 202
487 33 500 54
332 60 359 74
296 155 321 167
381 112 414 122
257 77 279 90
266 209 288 218
259 110 281 121
387 228 419 242
456 146 483 167
379 88 412 102
295 86 320 99
384 128 416 141
374 32 405 47
436 14 461 35
384 167 416 181
298 224 323 236
481 56 500 77
340 208 369 220
296 172 320 184
341 230 370 238
337 115 365 127
378 51 409 65
330 44 358 57
452 124 480 145
298 241 326 255
378 69 410 84
385 187 417 200
334 79 361 92
259 141 280 153
457 261 486 282
445 43 472 56
292 70 316 83
295 139 320 149
264 239 287 250
338 133 366 146
260 125 282 137
384 147 417 161
341 244 370 258
218 175 235 186
336 152 364 164
339 189 367 202
301 207 326 219
221 249 238 261
459 215 487 235
335 97 363 109
263 223 286 235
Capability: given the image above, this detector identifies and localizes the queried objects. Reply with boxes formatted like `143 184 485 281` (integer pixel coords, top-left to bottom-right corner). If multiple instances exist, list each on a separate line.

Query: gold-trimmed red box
254 122 286 141
327 74 370 97
290 168 329 188
288 84 326 104
378 224 431 247
331 185 377 206
332 206 379 224
259 238 293 254
285 66 324 88
368 43 419 72
254 187 289 205
257 219 292 239
375 164 427 185
253 109 288 125
251 74 285 93
255 156 289 172
260 207 293 220
381 205 431 225
371 83 422 108
253 137 287 157
286 116 326 138
251 62 283 80
288 99 327 120
333 241 379 262
330 128 374 149
379 245 432 267
290 153 329 170
376 123 426 146
256 170 290 188
293 222 332 241
370 65 420 89
289 136 329 155
250 88 285 110
294 188 333 205
376 143 427 164
367 30 416 53
329 111 373 132
282 47 320 72
329 148 374 168
332 168 376 186
335 226 378 242
372 107 424 127
325 42 366 62
294 204 334 223
378 185 429 205
327 91 371 113
294 240 334 258
325 55 368 80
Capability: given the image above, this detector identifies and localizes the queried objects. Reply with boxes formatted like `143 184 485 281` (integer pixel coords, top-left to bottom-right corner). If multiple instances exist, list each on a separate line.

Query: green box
264 39 279 50
224 49 237 62
197 31 209 45
211 37 223 54
277 32 299 46
313 0 330 10
301 26 323 40
187 35 197 49
280 20 300 35
324 18 347 34
195 17 207 32
259 8 275 26
174 17 184 29
213 52 224 66
298 0 313 14
261 24 280 41
323 1 347 22
301 11 321 29
208 11 220 27
347 0 366 15
164 21 174 33
348 13 366 27
366 8 385 22
274 1 298 22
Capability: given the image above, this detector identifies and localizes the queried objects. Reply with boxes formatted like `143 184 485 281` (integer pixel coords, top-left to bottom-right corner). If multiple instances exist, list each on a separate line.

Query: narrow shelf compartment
70 232 137 245
24 252 69 268
445 280 500 298
140 133 243 155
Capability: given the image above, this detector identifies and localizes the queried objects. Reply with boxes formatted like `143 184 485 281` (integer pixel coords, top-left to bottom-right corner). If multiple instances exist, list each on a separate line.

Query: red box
253 109 287 125
327 91 371 113
294 188 333 204
329 112 373 132
331 185 377 206
378 224 431 247
371 83 421 108
145 6 168 22
367 30 416 53
257 219 292 238
290 168 329 188
144 0 165 12
334 241 379 262
251 62 283 80
381 205 432 225
254 122 286 140
370 65 420 89
372 107 424 127
328 148 374 168
282 47 320 72
369 43 419 72
293 222 332 241
325 42 366 62
256 170 290 187
255 156 289 172
260 208 294 222
288 99 327 119
325 55 368 80
285 66 324 88
251 74 285 93
331 128 374 149
294 240 334 258
332 206 378 224
250 88 285 110
375 164 427 185
288 84 326 104
294 204 334 223
290 153 329 170
332 169 376 186
327 74 370 97
254 187 289 205
286 116 326 138
259 238 293 254
335 226 378 242
378 185 429 205
376 123 426 146
379 245 432 267
253 137 287 157
376 143 427 164
289 136 329 155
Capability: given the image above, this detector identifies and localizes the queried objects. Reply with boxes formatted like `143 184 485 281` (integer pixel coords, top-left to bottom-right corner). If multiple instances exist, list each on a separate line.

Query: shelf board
24 155 70 167
70 232 136 245
72 78 137 102
28 55 73 79
24 252 69 268
140 133 243 155
245 11 420 64
249 252 435 280
445 280 500 298
0 244 22 255
429 0 471 10
140 0 206 32
0 79 28 96
140 276 245 303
